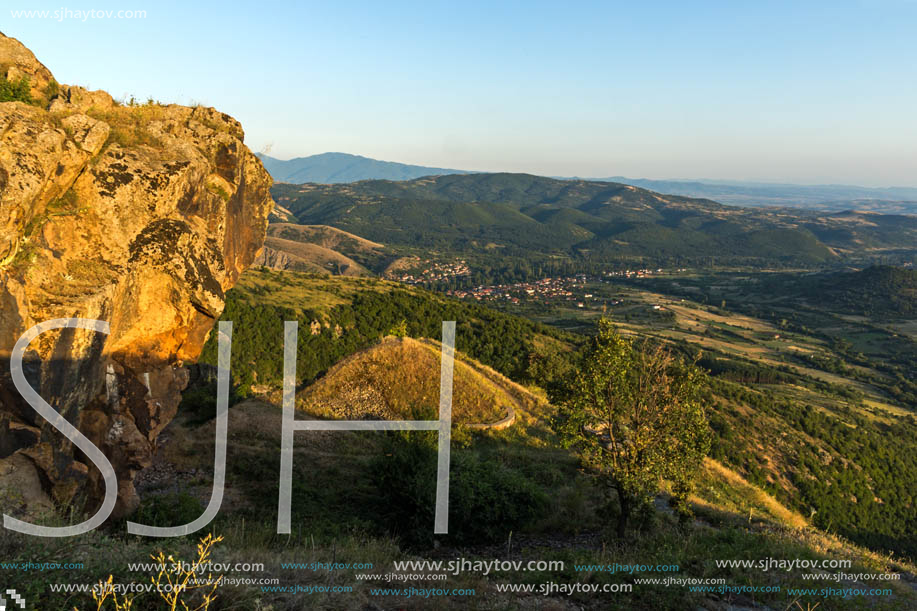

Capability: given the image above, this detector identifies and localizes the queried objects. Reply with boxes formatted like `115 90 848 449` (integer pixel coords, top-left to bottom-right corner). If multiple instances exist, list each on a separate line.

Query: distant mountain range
591 177 917 214
270 172 917 267
256 152 472 184
257 153 917 215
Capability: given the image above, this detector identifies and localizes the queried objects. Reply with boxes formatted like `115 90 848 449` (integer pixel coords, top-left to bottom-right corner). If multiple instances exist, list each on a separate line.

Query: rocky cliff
0 32 274 520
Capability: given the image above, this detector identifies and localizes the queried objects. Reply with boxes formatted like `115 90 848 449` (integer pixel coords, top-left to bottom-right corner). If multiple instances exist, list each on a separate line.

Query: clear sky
4 0 916 186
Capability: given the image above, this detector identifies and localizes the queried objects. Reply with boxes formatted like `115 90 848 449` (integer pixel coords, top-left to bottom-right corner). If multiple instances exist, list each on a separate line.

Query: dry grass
86 104 167 150
263 236 371 276
297 336 513 425
268 224 385 251
693 457 808 530
232 269 406 318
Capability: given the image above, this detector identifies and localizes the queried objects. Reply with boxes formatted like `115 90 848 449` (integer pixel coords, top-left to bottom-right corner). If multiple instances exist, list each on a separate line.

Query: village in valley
387 258 683 309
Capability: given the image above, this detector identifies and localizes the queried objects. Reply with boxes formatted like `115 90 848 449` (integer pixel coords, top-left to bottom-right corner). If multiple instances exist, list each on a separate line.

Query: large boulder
0 32 274 519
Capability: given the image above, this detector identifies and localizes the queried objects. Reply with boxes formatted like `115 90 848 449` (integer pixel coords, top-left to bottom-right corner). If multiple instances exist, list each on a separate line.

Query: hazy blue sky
5 0 916 185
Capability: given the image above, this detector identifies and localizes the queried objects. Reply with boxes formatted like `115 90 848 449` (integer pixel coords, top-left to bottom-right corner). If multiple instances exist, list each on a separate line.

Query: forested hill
806 266 917 317
740 266 917 319
271 173 917 267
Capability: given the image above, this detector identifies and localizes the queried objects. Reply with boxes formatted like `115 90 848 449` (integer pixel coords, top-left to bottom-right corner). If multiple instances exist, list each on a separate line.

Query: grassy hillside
12 390 914 610
478 269 917 558
194 268 917 561
297 336 522 426
258 237 372 276
270 174 917 269
256 224 395 276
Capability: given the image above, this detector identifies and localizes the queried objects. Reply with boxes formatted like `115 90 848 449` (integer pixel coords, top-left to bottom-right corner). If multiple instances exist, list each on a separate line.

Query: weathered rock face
0 32 55 101
0 32 274 519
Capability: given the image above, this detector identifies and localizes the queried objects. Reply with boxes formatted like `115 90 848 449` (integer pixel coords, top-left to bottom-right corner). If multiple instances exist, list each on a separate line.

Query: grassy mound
296 336 518 426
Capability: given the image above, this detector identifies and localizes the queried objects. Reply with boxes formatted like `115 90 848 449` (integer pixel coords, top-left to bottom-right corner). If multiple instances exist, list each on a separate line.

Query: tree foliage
554 319 711 535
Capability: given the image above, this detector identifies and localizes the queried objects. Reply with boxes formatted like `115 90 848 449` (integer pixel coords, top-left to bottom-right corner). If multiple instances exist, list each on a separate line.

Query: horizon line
257 152 917 192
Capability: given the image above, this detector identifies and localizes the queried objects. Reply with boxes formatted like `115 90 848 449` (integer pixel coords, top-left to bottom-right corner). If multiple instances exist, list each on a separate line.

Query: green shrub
133 492 204 529
0 74 32 103
370 432 547 546
179 383 222 423
178 380 245 423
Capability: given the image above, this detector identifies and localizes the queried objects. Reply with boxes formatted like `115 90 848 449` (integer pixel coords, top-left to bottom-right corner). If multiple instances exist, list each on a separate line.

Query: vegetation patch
0 73 32 103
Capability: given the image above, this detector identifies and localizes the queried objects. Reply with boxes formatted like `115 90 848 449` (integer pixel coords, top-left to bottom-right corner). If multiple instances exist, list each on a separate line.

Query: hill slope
254 237 371 276
262 223 394 274
257 152 473 183
254 224 394 276
297 336 522 427
756 265 917 318
197 268 917 559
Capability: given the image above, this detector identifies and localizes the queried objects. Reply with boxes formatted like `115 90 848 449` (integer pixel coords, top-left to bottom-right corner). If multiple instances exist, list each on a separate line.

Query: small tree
554 319 711 537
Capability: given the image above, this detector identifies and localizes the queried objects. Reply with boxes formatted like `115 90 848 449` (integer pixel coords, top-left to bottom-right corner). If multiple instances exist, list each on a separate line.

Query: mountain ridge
256 152 917 214
271 172 917 267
